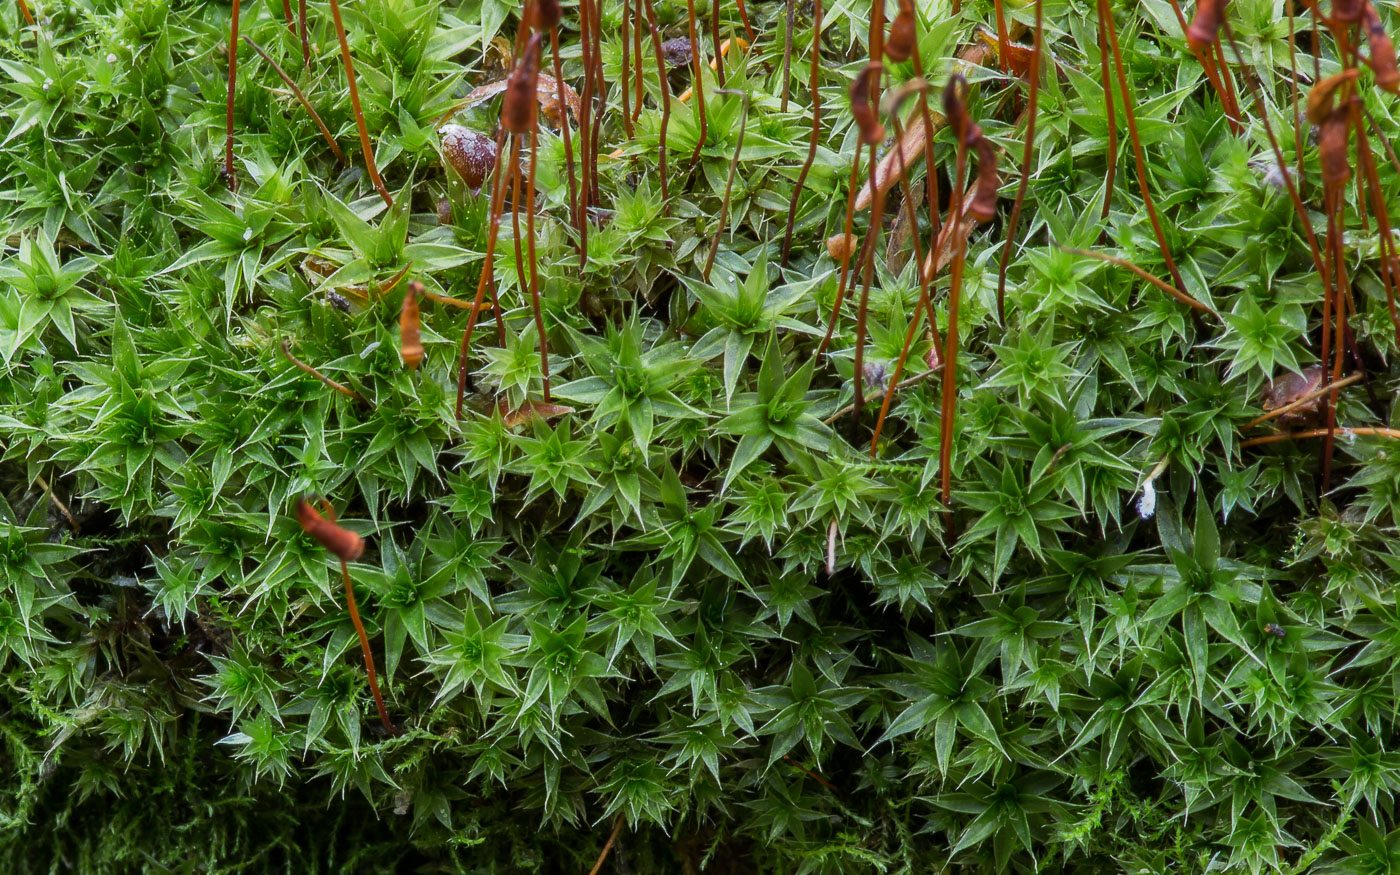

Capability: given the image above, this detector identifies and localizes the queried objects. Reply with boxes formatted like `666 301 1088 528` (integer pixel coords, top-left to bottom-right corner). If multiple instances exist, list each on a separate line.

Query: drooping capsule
1364 3 1399 94
504 33 543 135
885 0 917 63
966 136 1000 223
1333 0 1365 23
1186 0 1226 52
536 0 561 31
400 281 423 369
1318 107 1352 187
295 499 364 562
1305 69 1359 124
851 62 886 146
942 74 978 146
439 124 498 192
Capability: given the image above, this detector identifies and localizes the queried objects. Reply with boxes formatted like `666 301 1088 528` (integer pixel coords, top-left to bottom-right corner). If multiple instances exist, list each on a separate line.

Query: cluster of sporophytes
9 0 1400 870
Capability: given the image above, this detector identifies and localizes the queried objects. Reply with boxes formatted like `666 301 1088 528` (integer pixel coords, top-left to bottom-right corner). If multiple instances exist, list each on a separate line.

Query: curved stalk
781 0 823 265
328 0 393 207
1099 0 1187 295
996 0 1043 327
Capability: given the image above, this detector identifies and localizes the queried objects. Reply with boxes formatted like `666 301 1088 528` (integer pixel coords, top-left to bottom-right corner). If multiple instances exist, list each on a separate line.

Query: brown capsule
826 232 859 261
1318 107 1352 187
439 124 498 192
400 281 423 369
295 499 364 562
437 197 453 225
1263 622 1287 639
1333 0 1365 23
1185 0 1225 51
1364 3 1399 94
966 135 999 223
851 62 885 146
536 0 561 31
942 74 976 145
1306 69 1360 124
503 33 543 135
885 0 917 63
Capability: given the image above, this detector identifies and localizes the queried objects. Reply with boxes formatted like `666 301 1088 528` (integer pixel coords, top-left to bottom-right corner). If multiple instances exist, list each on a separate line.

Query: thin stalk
1095 0 1118 219
1211 38 1242 130
853 139 891 441
280 339 370 407
1289 1 1303 185
908 56 940 243
1320 182 1341 491
1364 106 1400 177
711 0 727 86
1356 115 1400 345
782 0 796 110
1164 0 1240 133
282 0 295 35
871 114 936 455
633 0 646 125
621 0 634 139
328 0 393 207
781 0 823 265
456 133 517 419
734 0 757 44
525 127 550 401
549 26 580 266
340 559 398 736
1324 183 1353 493
588 0 605 207
422 291 493 311
1241 426 1400 449
996 0 1043 326
817 153 866 355
34 472 79 532
640 0 673 207
939 137 971 536
826 365 942 424
242 35 346 165
577 0 595 241
1059 246 1217 315
992 0 1011 73
686 0 709 166
1100 0 1188 295
703 91 748 280
299 0 311 71
17 0 34 27
510 138 530 338
224 0 241 189
1221 18 1327 286
588 819 625 875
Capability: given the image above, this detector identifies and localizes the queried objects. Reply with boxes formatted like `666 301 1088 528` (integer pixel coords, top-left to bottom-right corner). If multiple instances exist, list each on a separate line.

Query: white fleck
1137 479 1157 520
106 53 118 65
42 78 52 92
242 227 254 242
